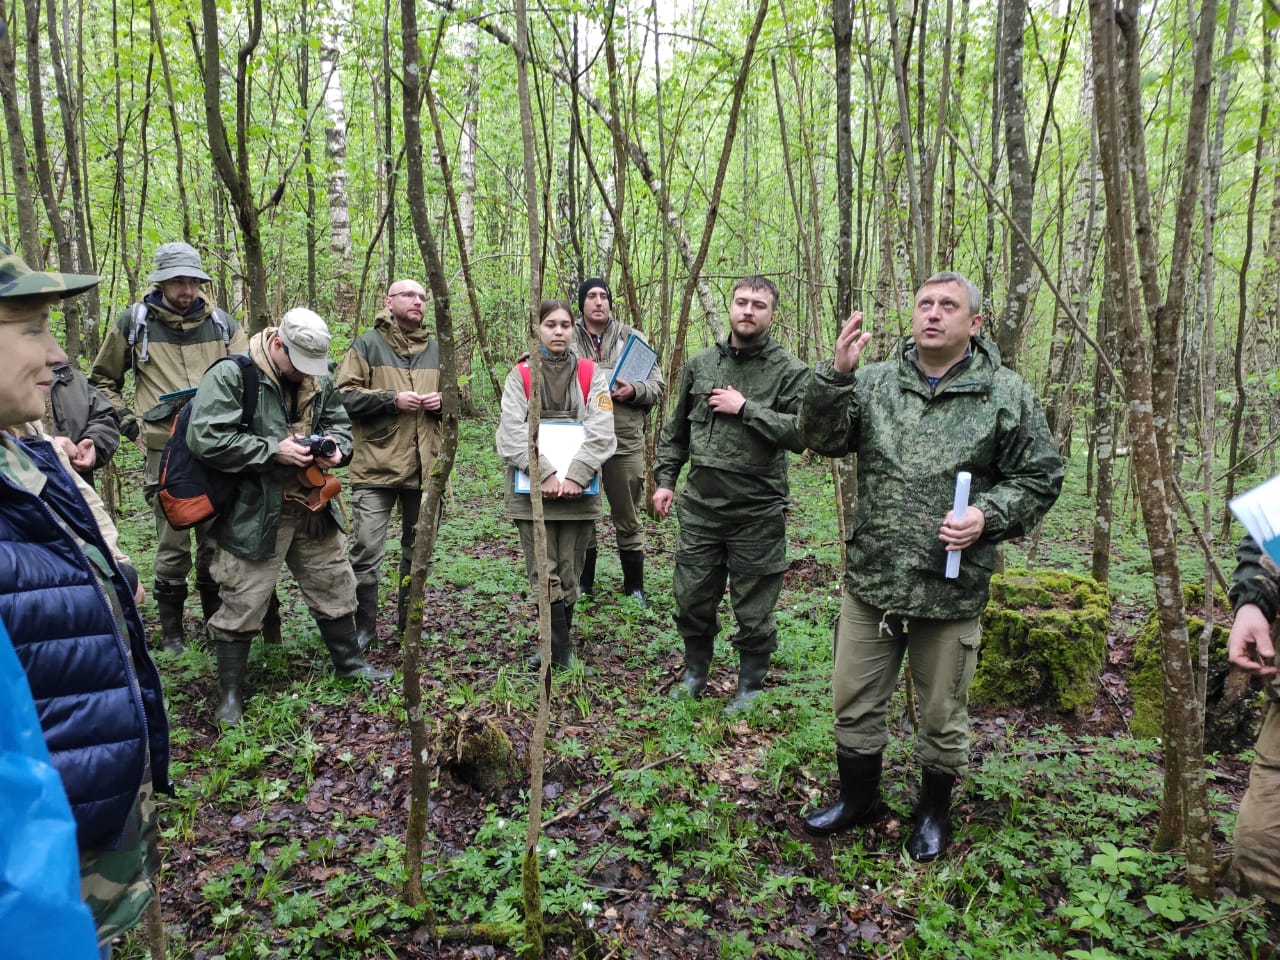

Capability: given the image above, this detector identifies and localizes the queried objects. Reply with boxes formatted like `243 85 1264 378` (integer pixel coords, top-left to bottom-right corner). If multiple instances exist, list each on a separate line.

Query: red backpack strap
520 358 592 402
576 358 594 402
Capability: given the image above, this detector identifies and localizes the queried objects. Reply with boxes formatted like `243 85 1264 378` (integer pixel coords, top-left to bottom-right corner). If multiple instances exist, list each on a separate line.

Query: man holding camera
187 308 390 725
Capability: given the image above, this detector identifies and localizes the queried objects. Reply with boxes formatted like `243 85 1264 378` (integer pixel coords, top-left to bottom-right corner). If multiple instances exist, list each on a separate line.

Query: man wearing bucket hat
0 246 171 958
90 242 247 654
186 308 391 725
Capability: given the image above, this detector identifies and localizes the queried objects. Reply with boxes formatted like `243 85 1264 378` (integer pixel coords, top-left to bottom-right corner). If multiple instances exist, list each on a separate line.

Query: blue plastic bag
0 615 99 958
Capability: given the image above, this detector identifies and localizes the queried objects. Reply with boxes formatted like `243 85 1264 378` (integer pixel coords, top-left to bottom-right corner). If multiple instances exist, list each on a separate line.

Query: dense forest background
7 0 1280 954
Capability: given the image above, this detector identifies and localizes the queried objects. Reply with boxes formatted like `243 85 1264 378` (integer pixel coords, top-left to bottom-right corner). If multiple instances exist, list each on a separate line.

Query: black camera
300 434 338 459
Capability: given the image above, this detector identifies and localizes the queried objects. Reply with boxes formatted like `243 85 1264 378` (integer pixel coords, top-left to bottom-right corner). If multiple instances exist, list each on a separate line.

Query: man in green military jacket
797 270 1063 862
186 308 390 725
653 275 811 714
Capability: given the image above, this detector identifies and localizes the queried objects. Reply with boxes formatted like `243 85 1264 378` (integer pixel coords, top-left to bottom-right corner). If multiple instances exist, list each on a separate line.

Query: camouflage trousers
832 595 980 777
144 447 215 583
515 518 594 607
349 486 422 588
595 446 647 553
81 769 158 947
672 505 787 658
1234 700 1280 903
208 503 357 634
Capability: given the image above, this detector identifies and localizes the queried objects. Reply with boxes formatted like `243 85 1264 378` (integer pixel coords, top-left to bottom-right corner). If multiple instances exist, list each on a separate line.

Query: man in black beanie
572 278 665 605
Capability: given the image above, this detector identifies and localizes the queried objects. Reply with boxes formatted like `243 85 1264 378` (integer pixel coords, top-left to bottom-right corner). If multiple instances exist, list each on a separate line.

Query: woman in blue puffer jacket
0 247 170 960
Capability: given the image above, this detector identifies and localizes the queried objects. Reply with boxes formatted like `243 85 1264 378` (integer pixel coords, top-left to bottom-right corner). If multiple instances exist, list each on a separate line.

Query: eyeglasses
390 291 427 302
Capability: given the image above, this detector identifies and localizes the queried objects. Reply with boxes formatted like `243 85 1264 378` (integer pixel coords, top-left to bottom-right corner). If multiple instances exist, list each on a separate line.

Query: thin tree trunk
0 0 42 262
397 0 457 917
512 0 550 952
998 0 1033 368
1088 0 1214 896
321 5 355 325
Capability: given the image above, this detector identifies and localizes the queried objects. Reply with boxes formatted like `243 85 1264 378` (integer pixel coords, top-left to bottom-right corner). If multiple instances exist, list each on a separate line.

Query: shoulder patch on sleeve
597 393 614 413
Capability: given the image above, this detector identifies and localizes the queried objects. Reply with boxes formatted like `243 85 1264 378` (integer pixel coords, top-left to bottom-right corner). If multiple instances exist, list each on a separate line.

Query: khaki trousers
1234 701 1280 903
208 505 357 633
515 518 595 606
833 595 981 776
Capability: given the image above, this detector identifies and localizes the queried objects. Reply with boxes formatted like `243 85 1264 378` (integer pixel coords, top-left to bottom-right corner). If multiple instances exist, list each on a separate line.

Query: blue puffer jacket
0 437 170 850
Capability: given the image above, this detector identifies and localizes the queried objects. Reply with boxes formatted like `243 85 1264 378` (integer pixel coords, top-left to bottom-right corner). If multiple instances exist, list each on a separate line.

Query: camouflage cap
0 245 100 301
148 241 212 283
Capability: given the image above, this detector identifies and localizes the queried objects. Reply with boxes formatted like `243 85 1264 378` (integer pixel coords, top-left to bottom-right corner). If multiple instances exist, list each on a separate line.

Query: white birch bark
321 1 355 321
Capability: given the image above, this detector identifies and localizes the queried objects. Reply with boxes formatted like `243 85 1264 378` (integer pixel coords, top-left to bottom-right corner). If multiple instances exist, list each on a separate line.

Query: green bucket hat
0 245 100 300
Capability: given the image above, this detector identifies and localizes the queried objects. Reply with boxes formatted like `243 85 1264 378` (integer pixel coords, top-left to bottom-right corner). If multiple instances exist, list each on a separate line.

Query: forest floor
109 426 1273 960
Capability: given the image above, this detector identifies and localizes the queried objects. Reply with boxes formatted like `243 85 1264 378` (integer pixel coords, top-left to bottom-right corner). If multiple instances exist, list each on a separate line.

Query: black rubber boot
619 549 647 607
153 578 188 654
579 548 597 597
211 631 254 725
196 574 222 624
671 637 713 700
318 615 394 681
550 599 576 670
726 652 771 714
355 582 379 650
907 769 957 862
803 749 887 836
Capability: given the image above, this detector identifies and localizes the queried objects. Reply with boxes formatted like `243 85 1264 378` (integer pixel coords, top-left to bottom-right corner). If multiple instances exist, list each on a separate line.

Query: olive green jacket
655 334 810 521
495 352 617 522
334 311 442 489
799 335 1064 619
571 316 664 454
90 292 248 450
185 331 353 561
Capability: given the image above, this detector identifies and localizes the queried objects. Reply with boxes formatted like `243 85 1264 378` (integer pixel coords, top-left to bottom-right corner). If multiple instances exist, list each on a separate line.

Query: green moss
1130 584 1260 753
973 569 1110 716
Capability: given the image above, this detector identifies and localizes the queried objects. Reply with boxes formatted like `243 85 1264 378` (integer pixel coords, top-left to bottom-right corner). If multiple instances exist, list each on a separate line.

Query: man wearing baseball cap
186 307 391 725
90 242 248 653
0 246 172 958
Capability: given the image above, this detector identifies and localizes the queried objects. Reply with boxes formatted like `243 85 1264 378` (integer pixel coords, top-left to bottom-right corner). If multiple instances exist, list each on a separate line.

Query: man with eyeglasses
335 279 442 647
90 242 248 654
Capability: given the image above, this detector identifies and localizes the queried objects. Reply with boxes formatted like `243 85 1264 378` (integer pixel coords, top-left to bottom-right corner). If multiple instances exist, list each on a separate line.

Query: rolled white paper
945 471 972 580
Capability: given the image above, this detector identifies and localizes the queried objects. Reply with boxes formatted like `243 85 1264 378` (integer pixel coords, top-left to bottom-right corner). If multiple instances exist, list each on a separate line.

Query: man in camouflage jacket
653 275 810 714
797 271 1063 862
90 242 248 652
335 278 442 646
572 278 665 605
1226 534 1280 908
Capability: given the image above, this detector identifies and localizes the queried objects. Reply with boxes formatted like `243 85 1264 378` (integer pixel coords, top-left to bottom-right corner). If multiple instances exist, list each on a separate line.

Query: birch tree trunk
321 2 355 324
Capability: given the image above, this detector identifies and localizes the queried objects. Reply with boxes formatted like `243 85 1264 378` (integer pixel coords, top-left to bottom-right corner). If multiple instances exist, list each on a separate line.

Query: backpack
517 357 593 403
157 354 259 530
128 301 232 369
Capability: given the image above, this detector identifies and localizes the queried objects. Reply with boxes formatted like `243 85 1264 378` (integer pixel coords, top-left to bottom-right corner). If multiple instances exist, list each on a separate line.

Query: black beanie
578 278 611 313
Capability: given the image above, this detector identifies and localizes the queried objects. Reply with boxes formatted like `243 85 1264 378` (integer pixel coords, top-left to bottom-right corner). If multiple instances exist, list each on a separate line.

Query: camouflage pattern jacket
572 316 665 455
799 335 1063 620
90 291 248 450
496 351 617 522
1230 534 1280 621
186 331 353 561
655 334 810 521
335 311 441 489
